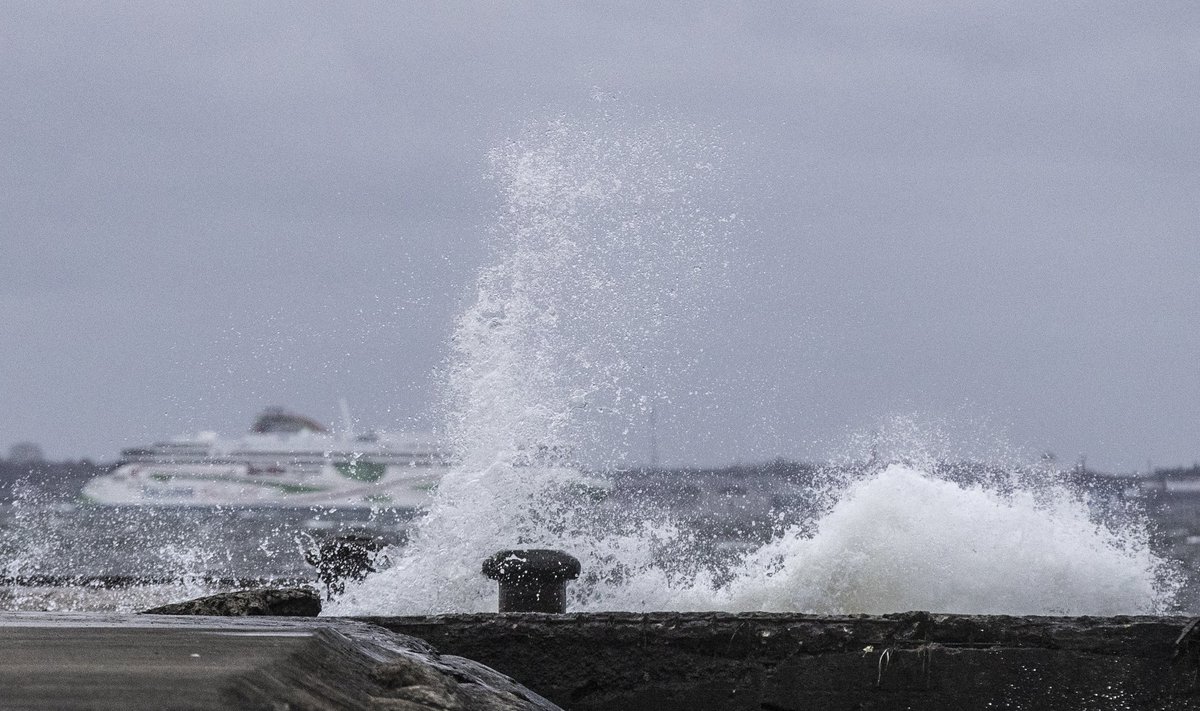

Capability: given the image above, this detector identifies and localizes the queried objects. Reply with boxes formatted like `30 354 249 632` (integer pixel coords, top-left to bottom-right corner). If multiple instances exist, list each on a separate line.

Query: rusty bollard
482 549 580 613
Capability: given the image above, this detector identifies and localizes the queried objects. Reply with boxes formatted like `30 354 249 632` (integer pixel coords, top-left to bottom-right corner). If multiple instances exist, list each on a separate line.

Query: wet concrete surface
367 611 1200 711
10 609 1200 710
0 613 558 710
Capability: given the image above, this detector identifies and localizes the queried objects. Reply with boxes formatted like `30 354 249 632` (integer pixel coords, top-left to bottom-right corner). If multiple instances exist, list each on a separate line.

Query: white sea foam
327 113 1177 618
717 464 1173 616
333 460 1176 616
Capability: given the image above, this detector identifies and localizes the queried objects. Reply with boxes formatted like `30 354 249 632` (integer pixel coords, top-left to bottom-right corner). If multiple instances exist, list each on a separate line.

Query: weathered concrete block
141 587 322 616
363 611 1200 710
0 613 562 710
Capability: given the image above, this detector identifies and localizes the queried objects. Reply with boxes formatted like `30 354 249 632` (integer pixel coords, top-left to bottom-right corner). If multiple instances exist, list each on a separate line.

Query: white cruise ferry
81 409 453 509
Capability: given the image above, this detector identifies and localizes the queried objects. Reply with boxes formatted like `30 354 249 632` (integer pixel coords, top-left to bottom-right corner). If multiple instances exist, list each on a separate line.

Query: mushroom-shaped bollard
482 549 581 613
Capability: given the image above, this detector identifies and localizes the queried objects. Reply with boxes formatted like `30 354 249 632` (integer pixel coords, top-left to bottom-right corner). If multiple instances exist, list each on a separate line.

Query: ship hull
81 462 447 509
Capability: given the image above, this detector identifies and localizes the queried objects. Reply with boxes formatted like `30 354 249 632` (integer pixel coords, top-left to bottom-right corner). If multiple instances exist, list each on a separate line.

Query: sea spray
327 115 1177 617
327 113 729 614
1 484 255 612
718 464 1176 615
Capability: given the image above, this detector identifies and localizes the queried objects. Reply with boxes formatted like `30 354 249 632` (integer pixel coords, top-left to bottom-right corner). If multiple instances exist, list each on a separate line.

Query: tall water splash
445 118 724 469
329 114 727 614
330 115 1178 617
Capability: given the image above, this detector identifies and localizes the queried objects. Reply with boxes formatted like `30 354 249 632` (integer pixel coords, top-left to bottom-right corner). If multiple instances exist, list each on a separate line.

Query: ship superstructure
82 409 452 509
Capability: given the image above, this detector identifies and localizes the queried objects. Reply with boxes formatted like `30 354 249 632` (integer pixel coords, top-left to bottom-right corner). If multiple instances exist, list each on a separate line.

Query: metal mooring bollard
482 549 581 613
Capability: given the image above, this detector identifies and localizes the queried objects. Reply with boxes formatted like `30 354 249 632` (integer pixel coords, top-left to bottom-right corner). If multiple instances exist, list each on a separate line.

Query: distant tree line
1150 465 1200 479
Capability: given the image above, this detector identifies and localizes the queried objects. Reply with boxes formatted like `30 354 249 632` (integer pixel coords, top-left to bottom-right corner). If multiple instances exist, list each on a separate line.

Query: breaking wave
328 111 1177 617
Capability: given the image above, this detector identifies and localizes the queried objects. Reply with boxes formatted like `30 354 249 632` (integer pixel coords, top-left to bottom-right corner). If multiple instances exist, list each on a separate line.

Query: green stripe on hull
147 473 328 495
334 461 386 482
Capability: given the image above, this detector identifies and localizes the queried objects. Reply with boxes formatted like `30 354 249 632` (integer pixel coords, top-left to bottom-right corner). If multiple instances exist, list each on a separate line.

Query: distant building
7 442 45 464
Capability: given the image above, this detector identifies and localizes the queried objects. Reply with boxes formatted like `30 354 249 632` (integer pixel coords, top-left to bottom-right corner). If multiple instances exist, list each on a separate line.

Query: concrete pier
367 611 1200 710
0 612 559 710
7 610 1200 709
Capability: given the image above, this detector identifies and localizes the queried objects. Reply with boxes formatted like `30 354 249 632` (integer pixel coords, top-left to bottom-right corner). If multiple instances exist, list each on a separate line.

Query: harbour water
0 497 413 611
0 462 1193 615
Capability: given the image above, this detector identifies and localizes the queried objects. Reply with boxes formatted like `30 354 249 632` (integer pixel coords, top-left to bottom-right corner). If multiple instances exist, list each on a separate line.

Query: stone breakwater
366 611 1200 710
9 602 1200 709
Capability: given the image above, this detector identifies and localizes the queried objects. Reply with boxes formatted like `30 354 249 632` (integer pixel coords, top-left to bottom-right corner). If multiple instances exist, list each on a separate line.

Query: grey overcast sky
1 3 1197 470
